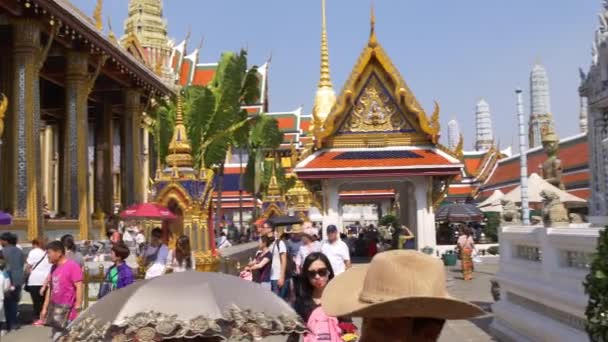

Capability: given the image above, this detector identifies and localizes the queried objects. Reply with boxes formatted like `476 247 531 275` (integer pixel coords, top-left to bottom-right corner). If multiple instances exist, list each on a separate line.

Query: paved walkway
5 256 500 341
439 257 499 342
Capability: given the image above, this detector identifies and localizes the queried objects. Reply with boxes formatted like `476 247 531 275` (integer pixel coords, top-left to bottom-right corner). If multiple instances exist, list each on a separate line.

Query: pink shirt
50 259 83 320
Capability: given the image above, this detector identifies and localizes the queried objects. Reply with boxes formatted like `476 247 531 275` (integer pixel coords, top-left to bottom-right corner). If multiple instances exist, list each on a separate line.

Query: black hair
60 234 76 252
112 242 131 260
47 240 65 254
151 227 162 239
0 232 17 245
259 235 272 247
295 252 335 322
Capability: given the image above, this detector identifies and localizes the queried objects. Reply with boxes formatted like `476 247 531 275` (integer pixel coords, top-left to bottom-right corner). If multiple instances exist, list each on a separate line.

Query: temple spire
93 0 103 31
312 0 336 137
369 2 377 47
319 0 332 88
165 90 193 169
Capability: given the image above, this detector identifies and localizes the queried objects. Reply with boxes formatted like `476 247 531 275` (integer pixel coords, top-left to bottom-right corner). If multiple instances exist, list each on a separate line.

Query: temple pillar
42 124 54 211
121 89 142 206
63 51 90 239
415 177 436 250
321 179 341 239
12 18 42 239
95 98 114 215
0 32 13 212
142 126 150 202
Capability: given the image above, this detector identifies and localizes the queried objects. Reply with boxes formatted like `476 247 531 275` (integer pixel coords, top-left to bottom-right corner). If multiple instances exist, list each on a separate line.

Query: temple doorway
164 198 184 248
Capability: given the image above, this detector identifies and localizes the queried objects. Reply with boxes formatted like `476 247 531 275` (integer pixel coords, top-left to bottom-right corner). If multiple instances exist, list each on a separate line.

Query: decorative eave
316 31 440 146
18 0 174 97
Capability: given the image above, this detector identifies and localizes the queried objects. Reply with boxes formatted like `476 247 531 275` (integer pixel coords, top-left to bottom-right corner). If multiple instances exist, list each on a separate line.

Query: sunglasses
308 268 329 278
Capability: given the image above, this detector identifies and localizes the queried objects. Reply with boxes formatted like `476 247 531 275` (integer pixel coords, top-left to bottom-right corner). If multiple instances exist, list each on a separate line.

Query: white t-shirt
26 247 53 286
166 250 195 273
270 240 287 281
321 240 350 275
144 244 169 279
295 241 322 270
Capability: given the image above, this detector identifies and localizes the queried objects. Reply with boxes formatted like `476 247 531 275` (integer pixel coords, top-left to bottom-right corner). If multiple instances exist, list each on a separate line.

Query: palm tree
243 114 284 218
185 50 262 231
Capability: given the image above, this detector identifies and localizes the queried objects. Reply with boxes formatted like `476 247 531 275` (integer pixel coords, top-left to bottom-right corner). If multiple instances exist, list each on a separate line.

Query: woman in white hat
322 250 486 342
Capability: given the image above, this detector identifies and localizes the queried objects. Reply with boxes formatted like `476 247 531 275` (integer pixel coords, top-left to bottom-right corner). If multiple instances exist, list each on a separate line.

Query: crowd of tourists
240 220 486 341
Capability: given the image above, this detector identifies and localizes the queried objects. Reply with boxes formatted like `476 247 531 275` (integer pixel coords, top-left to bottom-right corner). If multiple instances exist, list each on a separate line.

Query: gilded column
0 32 13 211
12 19 42 239
63 51 90 239
142 125 150 203
121 89 142 206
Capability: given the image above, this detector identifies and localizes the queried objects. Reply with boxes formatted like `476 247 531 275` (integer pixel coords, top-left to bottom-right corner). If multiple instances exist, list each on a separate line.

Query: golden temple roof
314 5 441 148
166 91 194 168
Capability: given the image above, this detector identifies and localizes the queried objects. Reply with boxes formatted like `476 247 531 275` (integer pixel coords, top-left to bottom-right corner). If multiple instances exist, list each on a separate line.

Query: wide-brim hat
322 250 485 320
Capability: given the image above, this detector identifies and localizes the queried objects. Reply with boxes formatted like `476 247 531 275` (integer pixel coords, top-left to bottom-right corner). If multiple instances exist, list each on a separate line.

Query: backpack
273 240 296 278
304 306 342 342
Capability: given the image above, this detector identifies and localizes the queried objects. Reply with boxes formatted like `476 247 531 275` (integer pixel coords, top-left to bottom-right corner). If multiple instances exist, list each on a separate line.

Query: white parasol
502 173 586 207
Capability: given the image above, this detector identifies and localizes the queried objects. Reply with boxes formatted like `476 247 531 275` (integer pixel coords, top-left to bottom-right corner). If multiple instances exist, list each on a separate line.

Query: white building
447 119 461 150
580 0 608 226
529 63 554 148
475 99 494 151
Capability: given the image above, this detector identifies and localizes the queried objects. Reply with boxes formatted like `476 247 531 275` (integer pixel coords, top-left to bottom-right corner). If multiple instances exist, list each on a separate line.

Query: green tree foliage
483 212 500 242
151 97 176 164
584 227 608 341
243 114 284 197
185 50 261 169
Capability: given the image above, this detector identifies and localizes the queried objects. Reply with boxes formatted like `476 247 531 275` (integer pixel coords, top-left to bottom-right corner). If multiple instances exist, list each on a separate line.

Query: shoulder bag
24 252 47 288
44 266 72 330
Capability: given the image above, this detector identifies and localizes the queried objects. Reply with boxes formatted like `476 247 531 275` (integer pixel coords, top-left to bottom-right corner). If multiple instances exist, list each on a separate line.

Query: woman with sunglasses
295 252 345 342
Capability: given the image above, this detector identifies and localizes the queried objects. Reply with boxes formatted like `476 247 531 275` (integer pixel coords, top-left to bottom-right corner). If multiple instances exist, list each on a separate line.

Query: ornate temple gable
318 32 440 148
335 72 415 135
122 33 150 67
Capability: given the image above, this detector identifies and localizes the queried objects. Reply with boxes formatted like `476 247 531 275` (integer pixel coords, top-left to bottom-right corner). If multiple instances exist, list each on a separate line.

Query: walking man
40 241 83 340
321 225 351 275
0 232 24 331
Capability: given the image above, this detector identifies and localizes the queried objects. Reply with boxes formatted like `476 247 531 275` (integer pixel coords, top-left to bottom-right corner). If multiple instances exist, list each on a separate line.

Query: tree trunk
214 162 225 239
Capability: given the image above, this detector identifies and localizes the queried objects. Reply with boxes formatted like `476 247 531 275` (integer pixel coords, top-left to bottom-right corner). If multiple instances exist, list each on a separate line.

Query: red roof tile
464 157 483 176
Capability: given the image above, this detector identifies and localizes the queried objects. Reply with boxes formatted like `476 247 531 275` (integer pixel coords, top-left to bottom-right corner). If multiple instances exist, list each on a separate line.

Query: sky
72 0 599 151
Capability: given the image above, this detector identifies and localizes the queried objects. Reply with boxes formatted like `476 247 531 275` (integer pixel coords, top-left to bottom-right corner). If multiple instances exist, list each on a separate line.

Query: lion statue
501 199 520 224
540 190 569 227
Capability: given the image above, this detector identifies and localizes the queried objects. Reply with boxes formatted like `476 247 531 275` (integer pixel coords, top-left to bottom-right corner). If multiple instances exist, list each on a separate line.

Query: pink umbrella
119 203 177 220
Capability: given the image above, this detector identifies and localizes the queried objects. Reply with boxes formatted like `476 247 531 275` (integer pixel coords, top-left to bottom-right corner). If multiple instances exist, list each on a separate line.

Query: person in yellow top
398 225 415 249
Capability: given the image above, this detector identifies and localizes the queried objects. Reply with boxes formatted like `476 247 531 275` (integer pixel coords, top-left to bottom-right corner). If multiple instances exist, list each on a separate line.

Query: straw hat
322 250 485 319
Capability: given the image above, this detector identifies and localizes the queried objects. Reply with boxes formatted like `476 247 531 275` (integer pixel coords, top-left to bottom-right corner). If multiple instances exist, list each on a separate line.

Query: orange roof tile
464 157 483 176
192 68 215 86
448 186 475 196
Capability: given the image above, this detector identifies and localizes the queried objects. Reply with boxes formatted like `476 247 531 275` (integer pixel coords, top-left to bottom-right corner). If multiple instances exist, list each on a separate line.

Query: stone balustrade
490 225 599 342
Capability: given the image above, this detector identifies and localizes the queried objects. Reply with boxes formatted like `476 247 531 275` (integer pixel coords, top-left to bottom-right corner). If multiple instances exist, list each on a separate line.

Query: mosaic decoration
67 86 79 218
338 73 414 134
16 65 27 216
333 150 422 160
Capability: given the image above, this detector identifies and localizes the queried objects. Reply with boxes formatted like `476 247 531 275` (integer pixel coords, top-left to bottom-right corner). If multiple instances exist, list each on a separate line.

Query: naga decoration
454 134 464 160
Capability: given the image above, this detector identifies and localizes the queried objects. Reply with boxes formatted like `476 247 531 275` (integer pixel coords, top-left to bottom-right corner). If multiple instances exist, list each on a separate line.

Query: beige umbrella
502 173 586 207
64 272 305 341
477 190 504 213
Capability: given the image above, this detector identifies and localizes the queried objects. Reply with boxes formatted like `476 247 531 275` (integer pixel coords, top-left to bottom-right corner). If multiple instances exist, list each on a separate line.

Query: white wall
491 225 599 342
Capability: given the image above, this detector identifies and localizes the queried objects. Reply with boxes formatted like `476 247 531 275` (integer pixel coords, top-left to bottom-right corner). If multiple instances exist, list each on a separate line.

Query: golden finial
319 0 332 88
0 93 8 140
107 17 116 43
312 0 336 140
166 89 194 169
93 0 103 31
369 1 378 48
267 161 281 198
